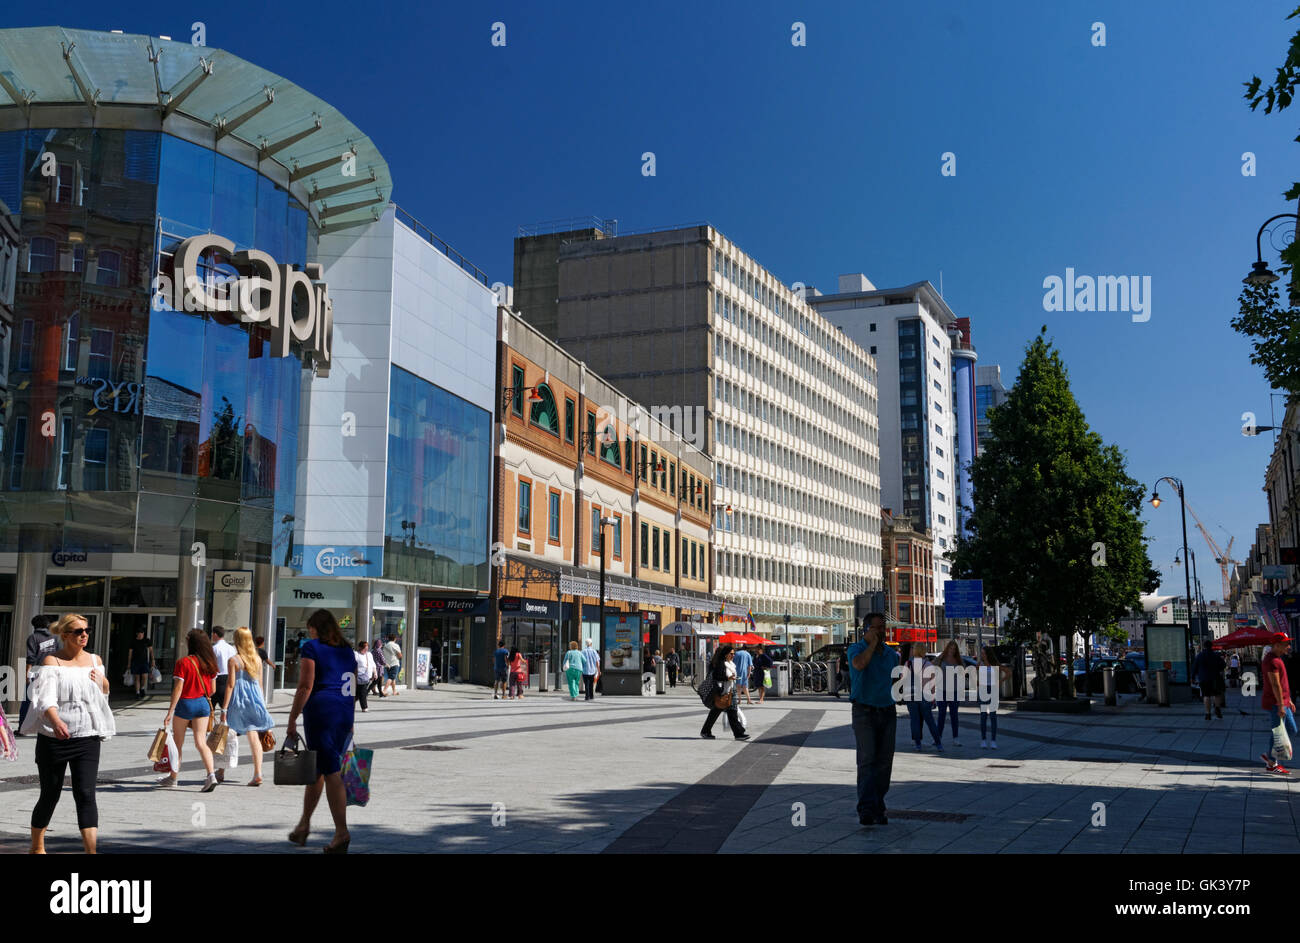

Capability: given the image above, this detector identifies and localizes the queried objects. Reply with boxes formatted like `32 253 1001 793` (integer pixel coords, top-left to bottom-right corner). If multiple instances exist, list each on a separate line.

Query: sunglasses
63 627 91 637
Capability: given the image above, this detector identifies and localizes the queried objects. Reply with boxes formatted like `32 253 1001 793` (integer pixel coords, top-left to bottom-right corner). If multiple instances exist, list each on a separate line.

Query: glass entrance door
108 612 150 695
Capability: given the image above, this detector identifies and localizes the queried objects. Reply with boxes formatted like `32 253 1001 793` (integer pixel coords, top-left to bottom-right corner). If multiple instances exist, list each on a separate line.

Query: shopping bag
0 713 17 761
273 733 318 786
341 743 373 807
207 721 229 755
146 727 168 763
150 667 162 684
215 728 240 770
736 707 748 731
152 728 180 773
763 669 772 689
1273 720 1293 762
122 667 135 685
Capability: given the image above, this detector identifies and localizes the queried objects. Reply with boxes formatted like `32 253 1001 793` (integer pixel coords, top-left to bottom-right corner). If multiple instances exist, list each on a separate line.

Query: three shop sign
154 234 334 375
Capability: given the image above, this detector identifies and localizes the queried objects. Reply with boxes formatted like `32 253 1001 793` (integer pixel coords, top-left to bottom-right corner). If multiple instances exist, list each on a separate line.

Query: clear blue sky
9 0 1295 600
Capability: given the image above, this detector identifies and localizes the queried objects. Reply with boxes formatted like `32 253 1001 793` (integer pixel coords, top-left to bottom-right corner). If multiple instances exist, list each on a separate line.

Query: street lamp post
1150 476 1196 683
1243 213 1300 289
597 515 618 693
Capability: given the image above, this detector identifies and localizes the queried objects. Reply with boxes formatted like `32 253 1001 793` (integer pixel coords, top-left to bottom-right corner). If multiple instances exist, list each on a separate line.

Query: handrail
392 204 490 287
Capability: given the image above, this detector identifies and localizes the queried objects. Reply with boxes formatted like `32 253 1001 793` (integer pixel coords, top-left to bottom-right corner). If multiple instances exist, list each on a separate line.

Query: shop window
517 480 531 534
64 314 79 371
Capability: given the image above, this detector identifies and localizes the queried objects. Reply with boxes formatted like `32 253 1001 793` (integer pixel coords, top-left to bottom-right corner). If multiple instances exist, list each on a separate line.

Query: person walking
935 640 964 746
369 637 387 699
849 613 899 827
129 627 155 700
211 626 236 712
1191 640 1226 721
562 641 584 700
508 647 527 700
493 639 511 700
382 634 403 697
157 629 220 792
18 615 57 733
287 609 356 853
833 647 849 698
901 643 942 752
354 642 376 712
699 645 750 741
1229 652 1241 688
20 613 115 854
732 645 755 706
220 627 275 786
753 647 774 703
665 649 680 689
1261 632 1296 773
580 639 601 701
978 647 1010 749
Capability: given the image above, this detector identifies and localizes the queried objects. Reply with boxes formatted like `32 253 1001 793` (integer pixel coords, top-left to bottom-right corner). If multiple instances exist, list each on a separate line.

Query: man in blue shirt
848 613 900 826
580 639 602 700
733 646 755 706
493 640 510 700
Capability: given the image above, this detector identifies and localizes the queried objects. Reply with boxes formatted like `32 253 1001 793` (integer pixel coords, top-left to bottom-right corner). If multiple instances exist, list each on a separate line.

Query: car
1072 657 1144 694
805 644 847 666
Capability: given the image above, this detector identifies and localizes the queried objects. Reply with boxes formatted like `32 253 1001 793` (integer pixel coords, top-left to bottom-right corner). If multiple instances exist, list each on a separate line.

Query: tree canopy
950 332 1159 648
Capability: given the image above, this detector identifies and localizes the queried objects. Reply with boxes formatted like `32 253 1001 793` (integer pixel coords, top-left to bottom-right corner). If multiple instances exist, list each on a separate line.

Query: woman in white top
19 612 115 854
354 641 377 712
978 647 1012 749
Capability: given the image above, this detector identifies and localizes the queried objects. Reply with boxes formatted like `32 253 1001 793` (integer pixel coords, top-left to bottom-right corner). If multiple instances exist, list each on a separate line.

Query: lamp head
1244 261 1280 286
1149 493 1161 509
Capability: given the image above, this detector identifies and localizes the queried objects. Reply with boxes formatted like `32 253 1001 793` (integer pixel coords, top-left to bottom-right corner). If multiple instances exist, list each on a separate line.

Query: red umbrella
1212 626 1284 649
718 632 749 645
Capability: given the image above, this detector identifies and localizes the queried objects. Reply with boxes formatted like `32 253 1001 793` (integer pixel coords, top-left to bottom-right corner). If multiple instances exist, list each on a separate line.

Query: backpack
699 673 716 706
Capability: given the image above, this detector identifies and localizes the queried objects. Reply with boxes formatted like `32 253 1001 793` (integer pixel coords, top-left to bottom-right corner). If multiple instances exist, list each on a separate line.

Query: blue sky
7 0 1295 600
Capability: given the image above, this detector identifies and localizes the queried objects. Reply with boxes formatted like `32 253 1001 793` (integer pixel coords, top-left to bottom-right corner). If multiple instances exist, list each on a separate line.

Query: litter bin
1101 664 1116 706
537 658 549 693
1151 668 1169 707
656 661 666 694
769 661 790 698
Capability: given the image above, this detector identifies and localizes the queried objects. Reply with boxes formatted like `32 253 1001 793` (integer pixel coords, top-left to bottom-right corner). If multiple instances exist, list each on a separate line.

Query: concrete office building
806 276 959 624
513 223 881 647
0 28 494 696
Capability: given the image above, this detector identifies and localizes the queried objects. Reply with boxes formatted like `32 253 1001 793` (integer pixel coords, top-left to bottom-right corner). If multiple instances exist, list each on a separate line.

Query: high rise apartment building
513 223 881 644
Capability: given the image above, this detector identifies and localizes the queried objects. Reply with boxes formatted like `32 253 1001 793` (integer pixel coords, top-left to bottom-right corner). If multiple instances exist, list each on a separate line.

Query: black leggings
32 734 101 830
356 683 369 711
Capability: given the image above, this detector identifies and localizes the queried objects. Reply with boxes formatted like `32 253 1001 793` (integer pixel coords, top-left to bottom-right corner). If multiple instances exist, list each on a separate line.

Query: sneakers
215 768 225 783
953 739 962 747
1261 752 1289 773
914 741 923 752
934 741 944 752
493 694 500 700
980 739 988 748
990 740 998 749
201 772 219 793
155 775 176 787
734 734 751 741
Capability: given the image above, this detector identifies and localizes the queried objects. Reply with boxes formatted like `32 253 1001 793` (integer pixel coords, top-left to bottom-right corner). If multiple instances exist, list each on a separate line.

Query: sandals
323 837 350 854
248 778 263 786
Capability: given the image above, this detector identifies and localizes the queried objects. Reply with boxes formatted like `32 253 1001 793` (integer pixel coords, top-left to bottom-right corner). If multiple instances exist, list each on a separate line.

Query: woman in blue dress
287 609 355 853
219 627 275 785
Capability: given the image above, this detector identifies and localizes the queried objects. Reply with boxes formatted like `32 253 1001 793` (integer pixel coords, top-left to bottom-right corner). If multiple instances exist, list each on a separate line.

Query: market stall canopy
1212 626 1284 650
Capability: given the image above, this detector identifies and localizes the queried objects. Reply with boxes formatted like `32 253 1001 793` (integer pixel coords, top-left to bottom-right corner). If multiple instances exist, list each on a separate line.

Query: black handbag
273 732 318 785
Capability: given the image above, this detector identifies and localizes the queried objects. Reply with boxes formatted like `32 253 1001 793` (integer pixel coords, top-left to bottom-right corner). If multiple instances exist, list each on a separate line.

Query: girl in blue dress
287 609 356 853
219 627 275 785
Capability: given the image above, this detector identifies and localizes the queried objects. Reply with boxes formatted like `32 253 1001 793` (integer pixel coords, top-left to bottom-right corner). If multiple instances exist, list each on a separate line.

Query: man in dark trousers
18 615 56 734
849 613 900 826
1190 639 1226 720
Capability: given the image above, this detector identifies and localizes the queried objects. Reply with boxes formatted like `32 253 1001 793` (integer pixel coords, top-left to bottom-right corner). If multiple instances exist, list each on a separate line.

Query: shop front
499 596 560 687
276 578 356 687
419 594 490 684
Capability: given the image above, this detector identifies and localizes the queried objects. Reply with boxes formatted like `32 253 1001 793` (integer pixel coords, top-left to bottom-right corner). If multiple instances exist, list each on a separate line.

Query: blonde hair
233 627 261 677
54 613 89 637
910 642 927 659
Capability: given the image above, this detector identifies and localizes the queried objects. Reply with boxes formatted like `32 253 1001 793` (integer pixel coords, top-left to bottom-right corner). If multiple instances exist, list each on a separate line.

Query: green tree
1235 4 1300 393
949 332 1159 697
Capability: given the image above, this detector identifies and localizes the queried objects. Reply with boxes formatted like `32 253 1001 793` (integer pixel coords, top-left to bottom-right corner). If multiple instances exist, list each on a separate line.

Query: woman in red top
157 629 219 791
508 648 526 700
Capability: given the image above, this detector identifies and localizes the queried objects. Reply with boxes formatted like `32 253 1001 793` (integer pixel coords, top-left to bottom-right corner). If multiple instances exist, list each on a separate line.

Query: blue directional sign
943 580 984 619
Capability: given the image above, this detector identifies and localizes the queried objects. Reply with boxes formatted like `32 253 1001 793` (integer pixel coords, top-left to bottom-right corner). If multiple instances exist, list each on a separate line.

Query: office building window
640 522 649 566
548 491 560 542
592 506 601 553
897 542 910 565
517 480 531 534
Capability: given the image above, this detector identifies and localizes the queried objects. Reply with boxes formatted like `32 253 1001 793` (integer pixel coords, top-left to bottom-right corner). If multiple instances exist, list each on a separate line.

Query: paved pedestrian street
1 684 1295 854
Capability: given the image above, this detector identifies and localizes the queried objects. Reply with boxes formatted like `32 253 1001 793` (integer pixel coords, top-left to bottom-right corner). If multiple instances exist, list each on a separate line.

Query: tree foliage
949 333 1158 650
1237 5 1300 393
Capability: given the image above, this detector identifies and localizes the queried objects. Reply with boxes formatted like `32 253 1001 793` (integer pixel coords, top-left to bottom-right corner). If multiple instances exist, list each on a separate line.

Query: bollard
1102 664 1116 706
1152 668 1169 707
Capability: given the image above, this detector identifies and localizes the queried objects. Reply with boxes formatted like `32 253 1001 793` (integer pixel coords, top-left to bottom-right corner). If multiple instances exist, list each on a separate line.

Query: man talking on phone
848 613 900 826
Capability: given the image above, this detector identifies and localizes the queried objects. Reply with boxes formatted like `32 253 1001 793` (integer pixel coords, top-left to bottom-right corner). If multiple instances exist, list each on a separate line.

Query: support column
177 539 207 659
7 552 46 713
405 587 418 688
252 562 278 701
352 580 371 645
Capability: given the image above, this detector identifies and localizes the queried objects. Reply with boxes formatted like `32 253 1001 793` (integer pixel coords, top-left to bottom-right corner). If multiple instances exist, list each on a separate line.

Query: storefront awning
558 573 720 613
664 621 723 636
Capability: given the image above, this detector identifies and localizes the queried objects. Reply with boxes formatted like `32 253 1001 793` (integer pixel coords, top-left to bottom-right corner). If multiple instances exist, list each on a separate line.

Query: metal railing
517 216 618 238
393 204 490 287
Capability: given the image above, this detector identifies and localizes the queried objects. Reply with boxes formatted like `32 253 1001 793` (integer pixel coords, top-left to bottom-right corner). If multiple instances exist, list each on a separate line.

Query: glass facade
384 365 491 590
0 129 310 562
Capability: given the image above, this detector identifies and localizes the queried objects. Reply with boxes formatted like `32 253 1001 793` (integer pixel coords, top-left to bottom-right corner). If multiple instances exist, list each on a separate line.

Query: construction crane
1184 504 1241 601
